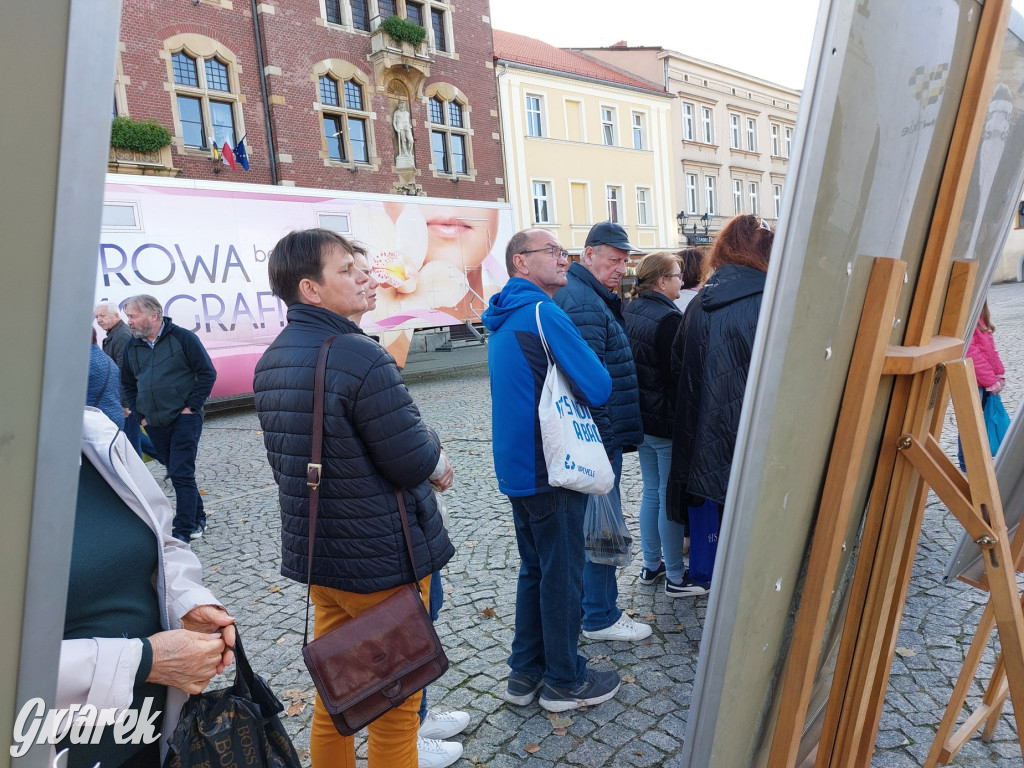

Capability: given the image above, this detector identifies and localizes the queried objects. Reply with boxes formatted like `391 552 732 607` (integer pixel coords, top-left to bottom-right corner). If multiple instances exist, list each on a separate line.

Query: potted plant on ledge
109 116 178 175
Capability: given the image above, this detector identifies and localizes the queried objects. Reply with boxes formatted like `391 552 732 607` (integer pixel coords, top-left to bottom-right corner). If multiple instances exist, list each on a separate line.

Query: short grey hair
93 301 121 315
123 294 163 317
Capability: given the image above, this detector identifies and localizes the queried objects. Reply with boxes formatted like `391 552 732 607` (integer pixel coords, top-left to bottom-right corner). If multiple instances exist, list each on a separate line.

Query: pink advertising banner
96 176 513 398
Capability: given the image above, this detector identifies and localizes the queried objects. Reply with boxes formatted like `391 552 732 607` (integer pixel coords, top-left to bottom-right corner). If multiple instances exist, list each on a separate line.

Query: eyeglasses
664 273 683 280
758 218 772 231
521 245 570 261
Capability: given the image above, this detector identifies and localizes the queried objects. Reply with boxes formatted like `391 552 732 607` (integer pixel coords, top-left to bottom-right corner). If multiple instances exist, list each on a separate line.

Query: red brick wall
117 0 505 201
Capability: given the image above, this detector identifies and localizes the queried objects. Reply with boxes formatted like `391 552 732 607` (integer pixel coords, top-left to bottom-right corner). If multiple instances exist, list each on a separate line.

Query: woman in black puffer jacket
253 229 454 768
668 215 773 596
623 252 688 596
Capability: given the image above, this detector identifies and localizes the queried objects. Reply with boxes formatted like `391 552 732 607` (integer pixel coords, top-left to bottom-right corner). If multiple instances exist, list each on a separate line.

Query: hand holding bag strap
303 335 337 648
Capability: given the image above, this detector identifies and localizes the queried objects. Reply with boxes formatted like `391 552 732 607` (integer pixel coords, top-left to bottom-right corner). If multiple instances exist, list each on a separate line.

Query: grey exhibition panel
1 1 122 766
680 1 1024 766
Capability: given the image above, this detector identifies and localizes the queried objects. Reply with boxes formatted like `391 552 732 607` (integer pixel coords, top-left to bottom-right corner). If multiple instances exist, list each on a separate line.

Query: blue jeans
123 410 159 461
146 411 206 541
582 449 623 633
637 435 688 582
418 571 444 723
508 489 589 690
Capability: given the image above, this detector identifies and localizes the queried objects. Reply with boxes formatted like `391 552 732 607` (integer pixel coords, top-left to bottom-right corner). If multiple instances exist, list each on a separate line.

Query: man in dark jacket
253 229 455 768
94 301 132 365
121 295 216 543
484 227 620 713
555 221 649 643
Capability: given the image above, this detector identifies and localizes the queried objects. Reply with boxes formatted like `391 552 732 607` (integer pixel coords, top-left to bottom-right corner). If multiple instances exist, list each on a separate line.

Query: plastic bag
984 391 1011 455
583 489 633 567
535 304 615 495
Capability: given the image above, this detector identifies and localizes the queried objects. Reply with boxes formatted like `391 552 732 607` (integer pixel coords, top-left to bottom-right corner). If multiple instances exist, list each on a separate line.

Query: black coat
668 264 765 514
623 292 682 439
253 304 453 594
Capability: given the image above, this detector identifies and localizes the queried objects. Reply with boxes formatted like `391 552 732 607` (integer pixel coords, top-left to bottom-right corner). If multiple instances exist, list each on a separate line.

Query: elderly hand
146 629 228 694
182 604 236 673
432 451 454 492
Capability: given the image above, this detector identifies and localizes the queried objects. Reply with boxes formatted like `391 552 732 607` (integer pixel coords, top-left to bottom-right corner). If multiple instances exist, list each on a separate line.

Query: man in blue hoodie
483 228 621 713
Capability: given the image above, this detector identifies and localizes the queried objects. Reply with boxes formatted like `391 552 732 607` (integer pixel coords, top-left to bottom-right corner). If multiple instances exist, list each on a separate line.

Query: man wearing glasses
483 228 621 713
555 221 650 643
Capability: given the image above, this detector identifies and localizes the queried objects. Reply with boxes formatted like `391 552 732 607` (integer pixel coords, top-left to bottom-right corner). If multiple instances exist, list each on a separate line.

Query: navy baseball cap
584 221 642 253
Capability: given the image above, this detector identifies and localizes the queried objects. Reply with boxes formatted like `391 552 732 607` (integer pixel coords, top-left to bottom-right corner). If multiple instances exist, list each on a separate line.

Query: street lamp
677 211 712 238
699 212 711 235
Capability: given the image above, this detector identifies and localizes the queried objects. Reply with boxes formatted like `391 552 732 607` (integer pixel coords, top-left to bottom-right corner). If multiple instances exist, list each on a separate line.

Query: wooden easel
922 493 1024 765
763 0 1017 765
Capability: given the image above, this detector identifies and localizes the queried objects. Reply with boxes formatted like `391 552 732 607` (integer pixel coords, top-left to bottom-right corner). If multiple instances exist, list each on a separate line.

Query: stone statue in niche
393 100 414 167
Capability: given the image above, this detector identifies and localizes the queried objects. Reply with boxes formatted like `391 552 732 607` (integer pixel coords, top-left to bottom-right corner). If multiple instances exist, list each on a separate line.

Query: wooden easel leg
921 360 1024 761
766 257 905 768
923 602 996 767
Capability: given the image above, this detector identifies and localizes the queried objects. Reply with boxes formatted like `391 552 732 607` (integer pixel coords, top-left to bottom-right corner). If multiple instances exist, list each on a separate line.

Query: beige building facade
494 31 676 252
581 45 801 245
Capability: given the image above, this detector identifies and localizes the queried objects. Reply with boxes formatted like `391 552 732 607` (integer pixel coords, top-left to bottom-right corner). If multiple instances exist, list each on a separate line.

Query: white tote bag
535 303 615 495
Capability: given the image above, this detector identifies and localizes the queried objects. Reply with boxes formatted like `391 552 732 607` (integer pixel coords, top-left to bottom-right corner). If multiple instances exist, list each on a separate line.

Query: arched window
314 61 376 168
427 93 469 176
163 36 244 155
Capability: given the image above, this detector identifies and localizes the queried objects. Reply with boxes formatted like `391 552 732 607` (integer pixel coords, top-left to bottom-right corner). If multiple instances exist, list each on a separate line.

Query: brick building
112 0 505 201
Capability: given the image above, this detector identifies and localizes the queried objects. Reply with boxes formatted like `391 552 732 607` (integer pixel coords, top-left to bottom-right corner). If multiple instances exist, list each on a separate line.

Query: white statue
393 100 414 159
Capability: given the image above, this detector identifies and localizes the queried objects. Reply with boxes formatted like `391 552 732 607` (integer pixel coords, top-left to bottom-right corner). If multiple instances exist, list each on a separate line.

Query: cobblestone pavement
170 281 1022 767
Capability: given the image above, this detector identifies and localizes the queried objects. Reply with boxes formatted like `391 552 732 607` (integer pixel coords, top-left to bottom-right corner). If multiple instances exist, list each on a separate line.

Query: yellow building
494 30 676 253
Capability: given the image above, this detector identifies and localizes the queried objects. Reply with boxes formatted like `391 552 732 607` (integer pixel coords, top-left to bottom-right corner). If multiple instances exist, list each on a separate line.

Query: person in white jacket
53 407 235 766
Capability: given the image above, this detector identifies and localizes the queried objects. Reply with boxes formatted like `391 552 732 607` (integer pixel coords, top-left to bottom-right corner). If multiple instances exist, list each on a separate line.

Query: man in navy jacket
121 295 216 543
484 228 621 713
555 222 649 643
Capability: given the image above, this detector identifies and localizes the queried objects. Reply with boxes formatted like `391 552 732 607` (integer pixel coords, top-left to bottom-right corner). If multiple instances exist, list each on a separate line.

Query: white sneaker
417 736 462 768
582 613 652 642
418 709 470 739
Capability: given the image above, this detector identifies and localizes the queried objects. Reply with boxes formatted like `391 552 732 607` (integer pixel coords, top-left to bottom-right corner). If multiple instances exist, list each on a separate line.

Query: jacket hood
482 277 550 332
701 264 766 311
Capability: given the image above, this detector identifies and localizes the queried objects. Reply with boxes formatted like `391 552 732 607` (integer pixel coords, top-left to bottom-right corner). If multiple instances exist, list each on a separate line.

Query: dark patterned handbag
164 629 302 768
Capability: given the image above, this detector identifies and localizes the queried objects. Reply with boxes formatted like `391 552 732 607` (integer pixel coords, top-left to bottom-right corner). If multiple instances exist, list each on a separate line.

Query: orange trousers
308 576 431 768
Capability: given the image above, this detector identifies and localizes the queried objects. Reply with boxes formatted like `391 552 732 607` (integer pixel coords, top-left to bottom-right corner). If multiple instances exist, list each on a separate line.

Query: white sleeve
56 637 143 712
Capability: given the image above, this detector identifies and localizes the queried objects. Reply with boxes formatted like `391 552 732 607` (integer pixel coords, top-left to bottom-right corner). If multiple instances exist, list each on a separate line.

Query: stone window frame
312 59 379 171
319 0 454 56
530 178 554 224
161 34 246 159
424 82 475 180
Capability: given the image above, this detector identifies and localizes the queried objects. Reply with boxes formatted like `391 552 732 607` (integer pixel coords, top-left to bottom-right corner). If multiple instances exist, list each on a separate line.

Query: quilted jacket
966 321 1005 389
253 304 453 593
555 262 643 453
624 291 683 439
669 264 765 508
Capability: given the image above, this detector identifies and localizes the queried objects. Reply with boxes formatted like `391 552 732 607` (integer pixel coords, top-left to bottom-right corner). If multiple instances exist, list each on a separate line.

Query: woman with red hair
667 215 773 596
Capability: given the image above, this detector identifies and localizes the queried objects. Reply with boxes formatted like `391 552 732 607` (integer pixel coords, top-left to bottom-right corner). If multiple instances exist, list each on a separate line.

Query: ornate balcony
368 27 432 94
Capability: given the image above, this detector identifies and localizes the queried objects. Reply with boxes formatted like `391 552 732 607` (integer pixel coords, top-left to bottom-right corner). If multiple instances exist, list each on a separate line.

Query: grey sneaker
539 669 621 713
504 672 543 705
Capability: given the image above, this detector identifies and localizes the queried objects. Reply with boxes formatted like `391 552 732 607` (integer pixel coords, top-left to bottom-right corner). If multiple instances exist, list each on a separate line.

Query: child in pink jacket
967 302 1005 394
959 302 1006 470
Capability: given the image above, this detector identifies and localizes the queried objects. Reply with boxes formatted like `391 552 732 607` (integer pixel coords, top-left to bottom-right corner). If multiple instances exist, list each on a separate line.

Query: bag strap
302 336 422 648
534 302 554 365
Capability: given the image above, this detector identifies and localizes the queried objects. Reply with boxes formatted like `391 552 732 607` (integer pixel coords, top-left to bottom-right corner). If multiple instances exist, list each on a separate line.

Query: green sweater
61 457 166 767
